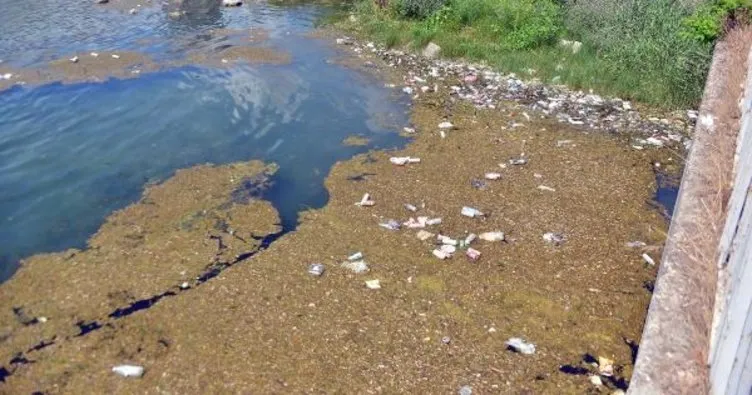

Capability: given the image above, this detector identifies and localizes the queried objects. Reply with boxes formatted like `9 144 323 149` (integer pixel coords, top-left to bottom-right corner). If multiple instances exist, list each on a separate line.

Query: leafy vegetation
341 0 752 108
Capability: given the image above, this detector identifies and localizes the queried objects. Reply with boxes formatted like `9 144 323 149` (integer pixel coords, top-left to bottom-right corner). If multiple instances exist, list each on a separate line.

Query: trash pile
334 37 697 151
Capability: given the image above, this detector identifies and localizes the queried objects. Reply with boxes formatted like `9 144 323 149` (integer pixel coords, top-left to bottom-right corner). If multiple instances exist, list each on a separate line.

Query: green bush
398 0 447 19
681 0 752 43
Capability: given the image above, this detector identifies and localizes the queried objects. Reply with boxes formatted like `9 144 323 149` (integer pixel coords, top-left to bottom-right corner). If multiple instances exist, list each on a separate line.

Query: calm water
0 0 409 281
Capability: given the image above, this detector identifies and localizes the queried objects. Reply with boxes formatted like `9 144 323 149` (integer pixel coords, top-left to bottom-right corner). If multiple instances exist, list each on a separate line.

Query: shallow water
0 0 409 281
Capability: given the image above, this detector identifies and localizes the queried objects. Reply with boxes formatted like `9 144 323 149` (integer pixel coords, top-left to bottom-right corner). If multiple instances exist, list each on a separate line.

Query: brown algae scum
0 57 669 395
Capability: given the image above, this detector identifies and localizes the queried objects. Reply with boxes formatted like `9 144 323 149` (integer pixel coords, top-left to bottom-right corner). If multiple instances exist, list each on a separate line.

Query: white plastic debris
440 245 456 255
403 127 416 134
112 365 144 378
589 375 603 386
389 156 420 165
404 203 417 212
308 263 325 277
365 279 381 289
379 219 400 231
69 56 79 63
557 140 574 147
438 121 454 129
129 7 137 14
543 232 566 245
464 233 477 245
416 230 434 241
342 260 369 274
484 172 502 180
646 137 664 147
461 206 484 218
1 73 13 80
509 158 528 166
356 193 374 207
425 217 442 226
537 185 556 192
179 282 190 289
442 336 451 344
433 249 449 259
90 52 99 57
626 241 646 248
479 231 504 242
402 86 414 95
348 252 363 261
700 114 714 128
466 248 481 260
111 54 120 59
598 356 615 376
437 235 458 245
505 337 535 354
459 385 473 395
642 253 656 266
403 217 425 228
38 316 48 323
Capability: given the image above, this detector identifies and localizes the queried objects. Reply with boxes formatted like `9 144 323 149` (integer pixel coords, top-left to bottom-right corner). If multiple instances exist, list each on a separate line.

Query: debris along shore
0 37 668 394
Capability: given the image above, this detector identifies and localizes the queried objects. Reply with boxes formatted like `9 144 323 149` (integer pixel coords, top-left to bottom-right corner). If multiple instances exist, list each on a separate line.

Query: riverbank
0 30 675 393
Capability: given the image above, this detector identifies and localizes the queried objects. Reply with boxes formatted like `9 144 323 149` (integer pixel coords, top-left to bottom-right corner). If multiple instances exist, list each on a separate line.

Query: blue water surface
0 0 409 281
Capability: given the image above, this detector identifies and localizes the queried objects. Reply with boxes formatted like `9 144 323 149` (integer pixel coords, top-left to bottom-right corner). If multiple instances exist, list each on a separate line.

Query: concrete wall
708 45 752 395
629 40 752 394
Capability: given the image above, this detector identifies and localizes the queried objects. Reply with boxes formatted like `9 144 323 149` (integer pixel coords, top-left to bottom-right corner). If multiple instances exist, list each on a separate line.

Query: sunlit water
0 0 409 281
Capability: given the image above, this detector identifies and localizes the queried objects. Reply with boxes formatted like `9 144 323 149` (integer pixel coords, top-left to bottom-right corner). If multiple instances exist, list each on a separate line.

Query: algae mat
0 96 666 393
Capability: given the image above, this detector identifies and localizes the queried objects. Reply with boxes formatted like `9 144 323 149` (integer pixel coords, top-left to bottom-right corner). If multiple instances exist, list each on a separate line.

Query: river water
0 0 409 281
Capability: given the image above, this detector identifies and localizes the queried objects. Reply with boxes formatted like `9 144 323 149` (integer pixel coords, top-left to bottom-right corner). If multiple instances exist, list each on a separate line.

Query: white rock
589 375 603 386
505 337 535 354
365 279 381 289
112 365 144 378
422 42 441 59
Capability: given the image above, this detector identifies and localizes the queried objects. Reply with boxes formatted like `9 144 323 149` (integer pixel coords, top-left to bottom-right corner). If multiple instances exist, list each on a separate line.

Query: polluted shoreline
0 32 679 394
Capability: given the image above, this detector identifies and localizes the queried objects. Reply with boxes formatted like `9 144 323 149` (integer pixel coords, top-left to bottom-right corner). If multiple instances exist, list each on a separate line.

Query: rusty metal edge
627 41 734 394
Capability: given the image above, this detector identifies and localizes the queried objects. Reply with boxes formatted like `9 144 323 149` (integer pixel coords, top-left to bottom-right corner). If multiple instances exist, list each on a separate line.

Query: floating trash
466 248 481 260
479 231 504 242
642 253 656 265
543 232 566 245
342 260 369 274
505 337 535 354
365 279 381 289
379 219 400 231
389 156 421 166
461 206 484 218
416 230 434 241
112 365 144 378
308 263 325 277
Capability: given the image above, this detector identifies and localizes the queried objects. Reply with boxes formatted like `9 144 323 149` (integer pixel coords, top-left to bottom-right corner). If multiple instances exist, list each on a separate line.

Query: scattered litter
112 365 144 378
38 316 48 323
441 336 451 344
537 185 556 192
642 253 655 266
90 52 99 57
589 375 603 386
179 282 190 289
646 137 664 147
438 235 458 245
534 173 543 178
221 58 229 64
488 327 497 333
466 248 481 260
389 156 420 165
222 0 242 6
484 172 502 180
522 112 531 121
403 217 425 228
459 385 473 395
470 179 487 190
626 241 646 248
505 337 536 354
433 249 449 259
416 230 434 241
439 130 447 139
479 231 505 242
336 38 353 45
543 232 566 245
69 56 79 63
129 8 137 14
342 260 369 274
402 86 414 95
379 219 400 231
557 140 574 147
111 54 120 59
308 263 325 277
404 203 417 212
440 245 457 255
509 157 528 166
403 127 416 134
1 73 13 80
365 279 381 289
348 252 363 261
464 233 477 245
425 217 442 226
438 121 454 129
598 356 615 376
355 193 374 207
461 206 484 218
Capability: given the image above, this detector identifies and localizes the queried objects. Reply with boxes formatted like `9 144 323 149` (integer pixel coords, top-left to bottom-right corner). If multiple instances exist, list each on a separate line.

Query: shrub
399 0 447 19
681 0 752 43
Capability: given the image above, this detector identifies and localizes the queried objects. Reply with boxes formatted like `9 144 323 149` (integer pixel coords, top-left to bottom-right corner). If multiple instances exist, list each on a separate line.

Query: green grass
337 0 741 109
